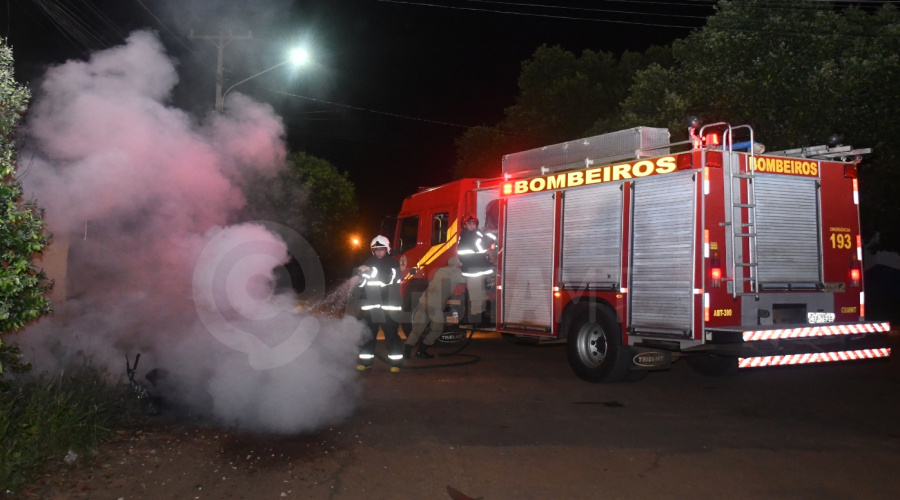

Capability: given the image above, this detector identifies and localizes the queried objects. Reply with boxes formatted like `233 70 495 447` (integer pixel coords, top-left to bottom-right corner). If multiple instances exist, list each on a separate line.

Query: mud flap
631 347 672 371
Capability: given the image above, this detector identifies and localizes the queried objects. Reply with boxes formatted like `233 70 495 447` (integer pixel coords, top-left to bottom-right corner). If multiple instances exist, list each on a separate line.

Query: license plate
807 312 835 324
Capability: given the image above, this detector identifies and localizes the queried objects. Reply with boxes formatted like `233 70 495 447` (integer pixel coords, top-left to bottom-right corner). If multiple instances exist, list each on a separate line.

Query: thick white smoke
15 30 365 433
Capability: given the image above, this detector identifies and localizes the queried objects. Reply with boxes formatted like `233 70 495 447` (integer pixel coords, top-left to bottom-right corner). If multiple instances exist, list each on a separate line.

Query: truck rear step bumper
682 321 893 367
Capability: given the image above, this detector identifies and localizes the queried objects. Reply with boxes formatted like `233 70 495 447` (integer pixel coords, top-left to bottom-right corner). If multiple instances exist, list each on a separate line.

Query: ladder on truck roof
765 144 872 162
702 123 760 299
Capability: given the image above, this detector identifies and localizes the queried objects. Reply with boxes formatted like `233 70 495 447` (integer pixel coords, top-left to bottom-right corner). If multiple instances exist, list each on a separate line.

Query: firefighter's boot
416 344 434 359
403 344 413 360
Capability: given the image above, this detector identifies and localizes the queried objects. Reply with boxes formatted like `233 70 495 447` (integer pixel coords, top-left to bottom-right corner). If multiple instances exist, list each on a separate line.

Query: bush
1 37 52 377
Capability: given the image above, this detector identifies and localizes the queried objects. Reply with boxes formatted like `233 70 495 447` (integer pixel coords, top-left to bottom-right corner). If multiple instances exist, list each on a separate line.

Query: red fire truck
389 121 892 382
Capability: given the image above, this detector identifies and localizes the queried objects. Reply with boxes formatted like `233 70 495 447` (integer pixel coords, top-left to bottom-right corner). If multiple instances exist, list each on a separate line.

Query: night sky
2 0 715 237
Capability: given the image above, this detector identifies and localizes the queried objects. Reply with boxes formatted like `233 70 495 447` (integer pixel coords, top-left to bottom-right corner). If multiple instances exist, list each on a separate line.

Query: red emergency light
705 132 720 146
711 267 723 281
690 135 702 150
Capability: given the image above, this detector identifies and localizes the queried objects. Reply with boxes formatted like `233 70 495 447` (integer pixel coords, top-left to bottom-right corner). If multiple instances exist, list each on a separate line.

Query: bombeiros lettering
752 157 819 177
506 156 678 195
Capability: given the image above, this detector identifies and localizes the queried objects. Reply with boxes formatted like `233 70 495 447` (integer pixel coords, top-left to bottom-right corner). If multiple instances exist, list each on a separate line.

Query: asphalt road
348 332 900 500
21 331 900 499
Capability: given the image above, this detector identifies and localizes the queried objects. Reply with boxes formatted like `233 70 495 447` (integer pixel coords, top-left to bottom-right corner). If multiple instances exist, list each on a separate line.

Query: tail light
851 237 862 287
850 258 861 287
710 242 722 288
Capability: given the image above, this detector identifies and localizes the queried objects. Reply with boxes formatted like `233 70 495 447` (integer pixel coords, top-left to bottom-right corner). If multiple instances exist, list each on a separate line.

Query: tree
619 0 900 249
454 44 672 178
0 38 52 376
240 151 358 285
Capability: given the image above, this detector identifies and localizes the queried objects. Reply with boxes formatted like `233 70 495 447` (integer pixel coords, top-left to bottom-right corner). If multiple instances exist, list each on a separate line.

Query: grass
0 367 142 492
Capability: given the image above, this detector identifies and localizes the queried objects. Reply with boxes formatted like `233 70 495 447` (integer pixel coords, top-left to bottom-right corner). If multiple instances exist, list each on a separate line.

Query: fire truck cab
391 122 892 382
389 179 500 331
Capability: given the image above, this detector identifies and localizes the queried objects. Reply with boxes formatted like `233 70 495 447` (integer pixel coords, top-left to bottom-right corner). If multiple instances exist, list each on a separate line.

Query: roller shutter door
630 173 696 333
502 192 555 329
561 184 622 288
754 175 821 285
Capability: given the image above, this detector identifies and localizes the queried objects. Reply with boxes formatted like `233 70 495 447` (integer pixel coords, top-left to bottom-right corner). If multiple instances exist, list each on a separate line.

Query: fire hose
375 327 482 370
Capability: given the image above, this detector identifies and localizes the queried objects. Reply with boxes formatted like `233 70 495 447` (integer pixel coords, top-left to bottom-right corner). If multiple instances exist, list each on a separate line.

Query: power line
76 0 125 39
375 0 703 29
575 0 717 7
378 0 900 37
384 0 900 23
32 0 113 53
132 0 200 59
458 0 713 19
263 88 475 129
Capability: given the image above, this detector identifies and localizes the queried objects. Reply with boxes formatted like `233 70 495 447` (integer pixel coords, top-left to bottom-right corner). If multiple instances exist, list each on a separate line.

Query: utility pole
189 30 253 113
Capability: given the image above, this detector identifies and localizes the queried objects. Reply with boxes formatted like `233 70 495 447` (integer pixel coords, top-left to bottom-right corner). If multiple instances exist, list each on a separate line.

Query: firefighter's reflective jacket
457 227 496 278
357 254 403 312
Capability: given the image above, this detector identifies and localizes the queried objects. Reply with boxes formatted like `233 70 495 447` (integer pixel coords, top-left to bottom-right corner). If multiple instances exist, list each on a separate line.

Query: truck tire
566 305 633 383
686 354 739 377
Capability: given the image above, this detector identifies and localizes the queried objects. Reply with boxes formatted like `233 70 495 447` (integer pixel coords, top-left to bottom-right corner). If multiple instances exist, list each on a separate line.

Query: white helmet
370 235 391 253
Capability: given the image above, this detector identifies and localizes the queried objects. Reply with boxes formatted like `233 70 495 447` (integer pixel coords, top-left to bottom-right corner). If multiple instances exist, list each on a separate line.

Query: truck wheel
566 305 632 383
686 354 739 377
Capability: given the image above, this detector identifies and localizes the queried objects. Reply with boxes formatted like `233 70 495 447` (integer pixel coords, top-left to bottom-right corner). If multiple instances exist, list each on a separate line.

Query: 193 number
830 233 852 249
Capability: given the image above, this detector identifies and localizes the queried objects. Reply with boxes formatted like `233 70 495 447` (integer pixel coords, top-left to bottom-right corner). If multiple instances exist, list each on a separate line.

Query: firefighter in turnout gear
356 236 405 372
404 256 466 359
457 214 495 324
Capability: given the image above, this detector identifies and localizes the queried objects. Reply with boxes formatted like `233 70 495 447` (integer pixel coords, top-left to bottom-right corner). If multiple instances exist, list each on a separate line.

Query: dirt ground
16 419 359 499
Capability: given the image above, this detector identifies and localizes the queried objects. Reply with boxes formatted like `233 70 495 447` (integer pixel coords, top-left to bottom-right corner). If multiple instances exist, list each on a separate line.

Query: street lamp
216 47 310 113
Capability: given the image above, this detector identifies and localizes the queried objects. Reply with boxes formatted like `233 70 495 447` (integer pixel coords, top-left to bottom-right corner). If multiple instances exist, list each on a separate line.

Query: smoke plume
15 30 365 433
